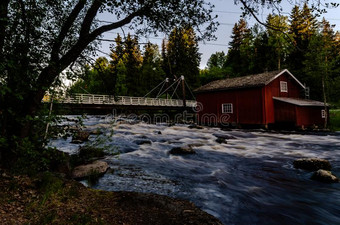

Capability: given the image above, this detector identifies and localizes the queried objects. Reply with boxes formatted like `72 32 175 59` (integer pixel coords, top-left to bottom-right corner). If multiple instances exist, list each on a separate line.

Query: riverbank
0 170 222 224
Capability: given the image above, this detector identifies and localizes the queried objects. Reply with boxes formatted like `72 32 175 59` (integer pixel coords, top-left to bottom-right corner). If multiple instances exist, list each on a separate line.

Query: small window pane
280 81 288 92
222 103 233 113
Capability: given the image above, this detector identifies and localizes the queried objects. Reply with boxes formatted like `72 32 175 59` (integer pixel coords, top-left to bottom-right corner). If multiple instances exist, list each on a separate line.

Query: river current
50 116 340 225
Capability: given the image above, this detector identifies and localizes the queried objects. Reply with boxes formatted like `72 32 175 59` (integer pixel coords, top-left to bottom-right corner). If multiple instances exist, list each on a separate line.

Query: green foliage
200 67 229 86
0 0 217 169
225 19 253 77
164 25 201 91
329 110 340 131
70 133 118 167
207 51 227 69
36 172 64 205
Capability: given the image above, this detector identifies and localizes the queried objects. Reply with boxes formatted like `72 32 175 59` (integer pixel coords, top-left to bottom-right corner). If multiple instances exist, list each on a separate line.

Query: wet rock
169 146 196 155
71 139 83 144
134 139 152 145
138 135 148 139
89 129 103 135
72 160 109 180
188 143 204 147
72 131 90 143
66 117 79 122
311 170 339 183
213 133 236 140
216 137 227 144
293 158 332 171
168 122 176 127
188 124 203 129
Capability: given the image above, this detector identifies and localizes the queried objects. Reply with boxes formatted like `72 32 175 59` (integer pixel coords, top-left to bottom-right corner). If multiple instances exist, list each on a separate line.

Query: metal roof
194 69 305 93
273 97 328 107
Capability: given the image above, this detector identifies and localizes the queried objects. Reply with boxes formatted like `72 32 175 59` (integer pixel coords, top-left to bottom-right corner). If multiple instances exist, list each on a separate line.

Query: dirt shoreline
0 171 222 224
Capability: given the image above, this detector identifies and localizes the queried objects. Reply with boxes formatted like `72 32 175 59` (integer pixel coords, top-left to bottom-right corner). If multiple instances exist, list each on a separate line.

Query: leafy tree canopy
0 0 217 165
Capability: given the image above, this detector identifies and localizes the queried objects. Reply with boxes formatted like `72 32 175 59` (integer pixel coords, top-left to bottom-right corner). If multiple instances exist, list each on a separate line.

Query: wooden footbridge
44 76 197 113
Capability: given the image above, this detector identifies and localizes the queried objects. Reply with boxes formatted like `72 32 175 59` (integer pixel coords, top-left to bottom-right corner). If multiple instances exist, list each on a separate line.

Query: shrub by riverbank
0 170 222 225
330 109 340 131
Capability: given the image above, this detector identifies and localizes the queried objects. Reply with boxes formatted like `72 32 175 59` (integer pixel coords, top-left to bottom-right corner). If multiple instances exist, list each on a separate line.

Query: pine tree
124 34 143 96
207 51 226 69
266 14 290 70
287 3 318 81
115 59 128 96
166 25 201 92
141 43 166 97
225 19 253 77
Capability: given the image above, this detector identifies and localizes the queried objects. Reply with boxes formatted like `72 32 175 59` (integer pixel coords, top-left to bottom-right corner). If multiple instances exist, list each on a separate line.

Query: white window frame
321 109 326 118
280 81 288 93
222 103 233 114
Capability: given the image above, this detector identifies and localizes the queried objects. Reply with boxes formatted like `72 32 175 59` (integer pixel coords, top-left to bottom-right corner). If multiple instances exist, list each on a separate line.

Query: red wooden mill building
194 69 329 128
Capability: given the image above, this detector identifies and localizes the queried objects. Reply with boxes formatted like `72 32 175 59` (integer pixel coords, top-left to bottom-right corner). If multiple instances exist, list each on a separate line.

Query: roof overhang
273 97 329 107
265 69 305 89
194 84 264 94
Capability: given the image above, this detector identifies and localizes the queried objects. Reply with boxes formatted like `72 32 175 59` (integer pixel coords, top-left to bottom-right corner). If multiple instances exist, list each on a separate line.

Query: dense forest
69 26 201 98
70 3 340 105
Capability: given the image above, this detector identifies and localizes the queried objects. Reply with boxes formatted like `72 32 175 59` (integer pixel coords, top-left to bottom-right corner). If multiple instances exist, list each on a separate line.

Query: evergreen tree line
69 25 200 98
202 3 340 103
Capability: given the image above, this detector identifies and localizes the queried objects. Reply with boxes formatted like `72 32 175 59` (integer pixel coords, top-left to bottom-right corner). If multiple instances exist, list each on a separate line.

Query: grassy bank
330 109 340 131
0 171 222 225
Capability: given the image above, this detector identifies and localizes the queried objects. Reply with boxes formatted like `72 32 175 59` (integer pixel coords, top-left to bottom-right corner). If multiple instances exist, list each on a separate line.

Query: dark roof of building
273 97 329 107
194 69 305 93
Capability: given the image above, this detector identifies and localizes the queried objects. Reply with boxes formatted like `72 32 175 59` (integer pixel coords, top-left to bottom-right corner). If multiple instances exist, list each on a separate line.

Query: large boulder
311 169 339 183
71 131 90 143
72 160 109 180
169 146 196 155
293 158 332 171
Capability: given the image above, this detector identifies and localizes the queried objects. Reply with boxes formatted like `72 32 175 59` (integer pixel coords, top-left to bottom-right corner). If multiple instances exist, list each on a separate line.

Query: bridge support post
181 75 186 107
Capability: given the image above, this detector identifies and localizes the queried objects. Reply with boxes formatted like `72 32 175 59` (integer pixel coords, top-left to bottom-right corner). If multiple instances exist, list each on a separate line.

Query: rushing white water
49 115 340 225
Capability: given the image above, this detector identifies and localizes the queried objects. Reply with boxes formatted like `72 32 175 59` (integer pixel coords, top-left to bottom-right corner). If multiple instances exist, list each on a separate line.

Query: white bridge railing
44 93 196 108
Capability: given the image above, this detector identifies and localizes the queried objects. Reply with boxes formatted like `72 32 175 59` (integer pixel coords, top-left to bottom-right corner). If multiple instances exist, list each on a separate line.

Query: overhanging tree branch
90 10 142 38
79 0 102 37
51 0 87 62
36 9 143 99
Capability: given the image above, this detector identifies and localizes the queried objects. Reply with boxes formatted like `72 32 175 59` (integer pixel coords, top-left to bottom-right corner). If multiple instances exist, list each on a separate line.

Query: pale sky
97 0 340 69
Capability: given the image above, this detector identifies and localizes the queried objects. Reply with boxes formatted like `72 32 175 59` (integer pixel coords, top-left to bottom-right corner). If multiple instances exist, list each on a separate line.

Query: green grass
329 109 340 131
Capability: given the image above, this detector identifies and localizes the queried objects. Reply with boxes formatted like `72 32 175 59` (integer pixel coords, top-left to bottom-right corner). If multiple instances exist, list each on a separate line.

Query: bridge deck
43 93 196 108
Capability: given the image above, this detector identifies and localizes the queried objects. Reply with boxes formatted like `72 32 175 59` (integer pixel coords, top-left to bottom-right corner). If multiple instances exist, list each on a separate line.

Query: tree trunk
0 0 10 53
322 57 328 129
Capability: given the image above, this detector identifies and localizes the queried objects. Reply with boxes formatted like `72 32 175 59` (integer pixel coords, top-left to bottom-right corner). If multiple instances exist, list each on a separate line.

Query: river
49 115 340 225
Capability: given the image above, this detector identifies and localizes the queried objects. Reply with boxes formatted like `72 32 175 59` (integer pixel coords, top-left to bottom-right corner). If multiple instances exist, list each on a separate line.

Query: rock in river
216 137 227 144
133 139 152 145
188 124 204 129
71 131 90 143
169 146 196 155
311 169 339 183
72 160 109 180
293 158 332 171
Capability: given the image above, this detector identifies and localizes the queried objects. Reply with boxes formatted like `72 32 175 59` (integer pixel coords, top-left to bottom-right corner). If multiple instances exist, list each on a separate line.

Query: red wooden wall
196 71 312 127
196 87 264 125
295 106 328 127
264 72 303 124
274 100 296 124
